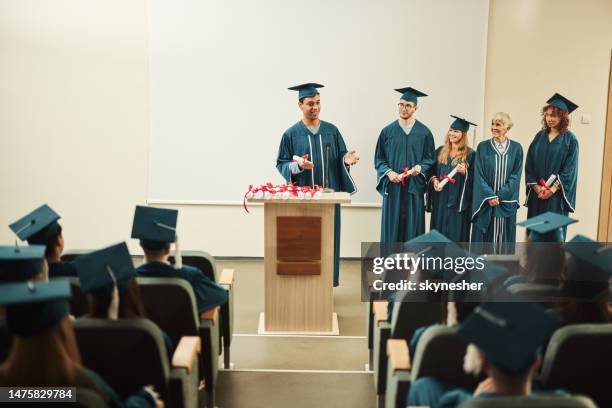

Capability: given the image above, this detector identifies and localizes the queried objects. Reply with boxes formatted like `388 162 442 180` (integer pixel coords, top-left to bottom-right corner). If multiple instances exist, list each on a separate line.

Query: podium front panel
264 202 335 332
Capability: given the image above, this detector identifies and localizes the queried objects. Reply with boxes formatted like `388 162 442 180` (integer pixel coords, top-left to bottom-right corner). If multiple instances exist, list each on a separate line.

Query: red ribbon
243 183 322 213
441 174 456 184
538 178 550 191
401 168 411 186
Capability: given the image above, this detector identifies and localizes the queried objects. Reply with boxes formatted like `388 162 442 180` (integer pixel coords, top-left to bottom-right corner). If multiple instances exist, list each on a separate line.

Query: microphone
323 143 334 193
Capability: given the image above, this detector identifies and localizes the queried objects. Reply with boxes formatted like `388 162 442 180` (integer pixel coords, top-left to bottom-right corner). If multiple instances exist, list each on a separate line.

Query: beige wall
1 0 611 258
484 0 612 239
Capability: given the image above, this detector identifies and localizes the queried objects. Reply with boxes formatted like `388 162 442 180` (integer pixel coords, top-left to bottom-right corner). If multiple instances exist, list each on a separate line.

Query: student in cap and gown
383 229 457 323
276 83 359 287
525 93 579 228
560 235 611 324
0 248 161 408
131 205 227 314
375 87 435 243
74 242 174 359
407 302 563 408
471 112 523 253
9 204 77 278
427 116 476 242
503 212 577 288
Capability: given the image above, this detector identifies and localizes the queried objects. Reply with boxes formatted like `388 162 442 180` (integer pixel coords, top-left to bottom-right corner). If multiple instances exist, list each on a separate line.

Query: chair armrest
387 339 410 371
172 336 201 374
219 269 235 287
373 300 389 323
200 306 220 322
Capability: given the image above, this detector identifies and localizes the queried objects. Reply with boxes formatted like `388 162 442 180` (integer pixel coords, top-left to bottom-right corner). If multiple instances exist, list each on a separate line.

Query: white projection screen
148 0 489 205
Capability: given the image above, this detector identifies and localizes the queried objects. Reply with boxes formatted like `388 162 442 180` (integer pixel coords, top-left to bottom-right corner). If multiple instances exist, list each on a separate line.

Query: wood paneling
276 216 321 262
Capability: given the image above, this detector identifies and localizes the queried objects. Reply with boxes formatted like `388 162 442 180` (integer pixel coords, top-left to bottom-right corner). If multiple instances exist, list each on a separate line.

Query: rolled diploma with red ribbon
438 165 460 190
539 174 557 191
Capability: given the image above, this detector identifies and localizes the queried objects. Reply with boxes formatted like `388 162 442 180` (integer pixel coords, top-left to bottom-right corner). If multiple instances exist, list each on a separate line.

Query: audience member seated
0 246 162 408
407 302 563 408
560 235 611 325
9 204 77 278
506 213 576 288
74 242 174 359
131 205 227 314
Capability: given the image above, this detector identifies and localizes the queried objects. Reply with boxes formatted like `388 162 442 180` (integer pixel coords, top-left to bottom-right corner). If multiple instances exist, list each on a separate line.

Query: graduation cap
546 93 578 114
9 204 61 245
75 242 136 294
450 115 478 133
517 212 577 243
288 83 324 100
395 87 427 104
458 302 560 374
0 279 71 337
0 245 46 282
447 246 508 301
131 206 178 248
563 235 611 300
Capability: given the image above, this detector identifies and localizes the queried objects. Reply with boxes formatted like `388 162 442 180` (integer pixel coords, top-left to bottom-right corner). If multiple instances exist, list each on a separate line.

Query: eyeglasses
398 103 414 110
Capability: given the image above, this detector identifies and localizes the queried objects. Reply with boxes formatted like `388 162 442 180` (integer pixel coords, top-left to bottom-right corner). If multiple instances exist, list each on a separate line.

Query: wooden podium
252 192 351 335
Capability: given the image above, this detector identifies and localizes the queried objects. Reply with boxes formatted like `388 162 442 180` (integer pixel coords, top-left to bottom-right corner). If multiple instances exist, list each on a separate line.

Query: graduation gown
471 139 523 252
524 130 578 218
426 148 475 242
48 261 78 278
375 120 436 243
136 261 228 313
84 368 156 408
276 120 357 287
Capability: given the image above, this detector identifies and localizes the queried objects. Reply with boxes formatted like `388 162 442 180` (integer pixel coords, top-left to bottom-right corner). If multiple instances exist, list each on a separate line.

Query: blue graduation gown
48 261 78 278
84 368 156 408
375 120 436 243
524 130 578 220
136 261 228 313
471 139 523 252
276 120 357 287
427 148 475 242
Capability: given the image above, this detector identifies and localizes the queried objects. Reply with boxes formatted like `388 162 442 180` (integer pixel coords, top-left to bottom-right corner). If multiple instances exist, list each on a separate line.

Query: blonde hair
438 129 469 165
492 112 514 130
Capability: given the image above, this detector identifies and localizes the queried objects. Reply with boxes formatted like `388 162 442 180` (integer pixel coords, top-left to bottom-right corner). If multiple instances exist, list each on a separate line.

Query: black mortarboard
0 279 71 337
546 93 578 114
517 212 577 243
395 87 427 104
288 83 324 100
75 242 136 294
450 115 478 133
459 302 560 374
0 245 46 282
9 204 61 245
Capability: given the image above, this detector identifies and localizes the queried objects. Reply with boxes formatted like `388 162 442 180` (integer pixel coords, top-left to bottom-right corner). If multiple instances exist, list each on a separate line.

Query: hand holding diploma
537 175 557 200
293 154 314 170
438 163 460 190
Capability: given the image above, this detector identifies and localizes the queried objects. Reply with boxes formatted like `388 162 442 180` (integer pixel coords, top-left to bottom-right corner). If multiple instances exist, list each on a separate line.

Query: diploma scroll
438 164 460 190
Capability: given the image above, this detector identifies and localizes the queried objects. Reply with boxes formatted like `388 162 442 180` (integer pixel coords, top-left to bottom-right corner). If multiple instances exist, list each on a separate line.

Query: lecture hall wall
1 0 611 257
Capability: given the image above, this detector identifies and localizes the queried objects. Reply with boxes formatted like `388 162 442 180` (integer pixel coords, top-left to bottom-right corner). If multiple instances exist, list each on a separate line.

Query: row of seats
0 249 234 408
366 254 611 408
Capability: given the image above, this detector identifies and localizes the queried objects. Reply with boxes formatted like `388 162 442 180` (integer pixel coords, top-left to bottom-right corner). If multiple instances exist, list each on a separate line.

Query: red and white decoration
243 182 323 213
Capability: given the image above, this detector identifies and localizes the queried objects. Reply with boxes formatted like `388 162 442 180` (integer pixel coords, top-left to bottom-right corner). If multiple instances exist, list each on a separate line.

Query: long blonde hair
438 130 469 165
